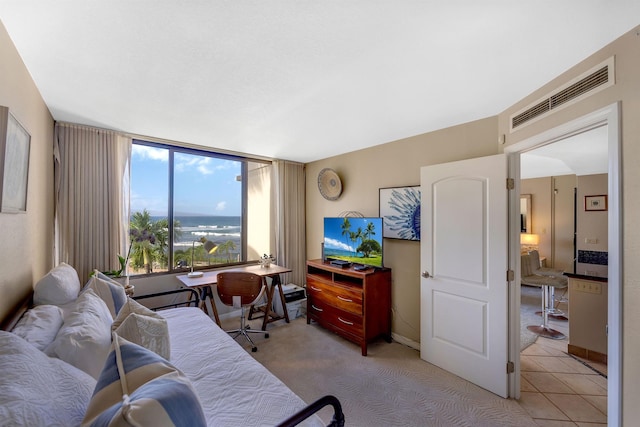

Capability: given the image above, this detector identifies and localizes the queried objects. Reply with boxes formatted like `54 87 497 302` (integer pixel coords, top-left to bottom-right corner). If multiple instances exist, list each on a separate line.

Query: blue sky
130 145 242 216
323 217 383 251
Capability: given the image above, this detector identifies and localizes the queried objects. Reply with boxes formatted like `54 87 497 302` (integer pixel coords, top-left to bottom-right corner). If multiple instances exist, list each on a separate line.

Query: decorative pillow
112 298 170 360
82 333 206 427
33 262 81 306
0 331 96 426
84 273 127 319
45 288 114 379
11 305 64 351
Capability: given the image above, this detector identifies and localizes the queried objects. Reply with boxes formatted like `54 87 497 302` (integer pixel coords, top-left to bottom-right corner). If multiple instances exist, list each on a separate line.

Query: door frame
504 102 621 425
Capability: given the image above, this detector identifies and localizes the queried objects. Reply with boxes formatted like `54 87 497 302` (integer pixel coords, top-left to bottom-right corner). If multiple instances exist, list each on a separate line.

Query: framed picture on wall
379 185 421 240
0 106 31 213
584 195 607 212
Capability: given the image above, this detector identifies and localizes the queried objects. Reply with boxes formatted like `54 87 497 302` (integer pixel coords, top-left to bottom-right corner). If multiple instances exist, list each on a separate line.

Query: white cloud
132 144 167 161
324 237 353 252
216 201 227 211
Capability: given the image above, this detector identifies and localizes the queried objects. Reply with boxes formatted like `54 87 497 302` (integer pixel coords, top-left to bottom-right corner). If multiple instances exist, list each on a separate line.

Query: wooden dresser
305 259 391 356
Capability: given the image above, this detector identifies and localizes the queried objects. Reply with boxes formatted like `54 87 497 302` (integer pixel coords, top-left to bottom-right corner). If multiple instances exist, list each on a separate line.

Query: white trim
505 102 622 425
391 332 420 351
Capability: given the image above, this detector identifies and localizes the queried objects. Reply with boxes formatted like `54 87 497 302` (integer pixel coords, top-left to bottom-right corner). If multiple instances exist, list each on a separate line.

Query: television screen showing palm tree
323 217 383 268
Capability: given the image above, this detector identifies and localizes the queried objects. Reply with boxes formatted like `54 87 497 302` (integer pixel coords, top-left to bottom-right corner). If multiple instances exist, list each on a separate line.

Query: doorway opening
505 103 621 425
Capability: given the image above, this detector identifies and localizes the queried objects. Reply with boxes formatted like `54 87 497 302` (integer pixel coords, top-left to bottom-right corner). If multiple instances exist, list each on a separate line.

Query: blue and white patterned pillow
83 273 127 319
82 333 206 427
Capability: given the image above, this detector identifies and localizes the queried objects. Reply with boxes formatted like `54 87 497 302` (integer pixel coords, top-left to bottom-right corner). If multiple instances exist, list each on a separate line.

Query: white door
420 154 510 397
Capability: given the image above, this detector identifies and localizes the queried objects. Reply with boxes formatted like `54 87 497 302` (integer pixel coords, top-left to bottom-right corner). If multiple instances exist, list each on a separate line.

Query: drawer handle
310 286 322 292
338 317 354 326
311 304 323 312
337 295 353 302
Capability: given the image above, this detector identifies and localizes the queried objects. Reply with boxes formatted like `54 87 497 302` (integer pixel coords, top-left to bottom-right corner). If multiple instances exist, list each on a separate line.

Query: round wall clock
317 168 342 201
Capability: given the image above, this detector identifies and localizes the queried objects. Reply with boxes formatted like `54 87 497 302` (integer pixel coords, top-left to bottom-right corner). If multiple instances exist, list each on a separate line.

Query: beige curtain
54 123 131 283
273 160 306 286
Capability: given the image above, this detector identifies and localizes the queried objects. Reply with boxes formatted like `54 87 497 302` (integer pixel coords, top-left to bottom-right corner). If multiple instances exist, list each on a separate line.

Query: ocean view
151 215 241 249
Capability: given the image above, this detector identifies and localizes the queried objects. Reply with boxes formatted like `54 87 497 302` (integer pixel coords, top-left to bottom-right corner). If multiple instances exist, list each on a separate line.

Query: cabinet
305 259 391 356
567 274 608 364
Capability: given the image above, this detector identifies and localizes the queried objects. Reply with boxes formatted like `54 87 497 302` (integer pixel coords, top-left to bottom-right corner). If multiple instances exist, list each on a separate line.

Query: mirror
520 194 532 233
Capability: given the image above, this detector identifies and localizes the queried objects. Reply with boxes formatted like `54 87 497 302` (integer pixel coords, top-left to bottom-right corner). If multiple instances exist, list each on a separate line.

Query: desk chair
216 272 269 352
521 254 568 340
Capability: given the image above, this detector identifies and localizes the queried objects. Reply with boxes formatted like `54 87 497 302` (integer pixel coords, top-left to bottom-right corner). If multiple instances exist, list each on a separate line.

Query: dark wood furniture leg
248 274 292 330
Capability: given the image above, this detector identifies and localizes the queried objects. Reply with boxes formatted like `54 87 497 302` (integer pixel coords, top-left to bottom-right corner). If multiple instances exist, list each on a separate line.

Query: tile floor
519 311 608 426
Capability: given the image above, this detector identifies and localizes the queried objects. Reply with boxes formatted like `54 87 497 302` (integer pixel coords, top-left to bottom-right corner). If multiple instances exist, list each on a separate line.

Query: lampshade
520 233 539 245
203 239 216 253
188 238 217 278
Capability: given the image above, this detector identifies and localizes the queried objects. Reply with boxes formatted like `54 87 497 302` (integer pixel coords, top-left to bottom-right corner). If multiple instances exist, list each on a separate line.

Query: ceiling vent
510 57 614 131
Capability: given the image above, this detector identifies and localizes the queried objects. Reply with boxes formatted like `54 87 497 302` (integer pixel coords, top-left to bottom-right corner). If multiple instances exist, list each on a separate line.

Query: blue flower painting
379 186 421 241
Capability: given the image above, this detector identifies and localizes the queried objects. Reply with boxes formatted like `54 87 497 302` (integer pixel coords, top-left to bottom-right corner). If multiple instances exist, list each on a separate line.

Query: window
128 140 271 276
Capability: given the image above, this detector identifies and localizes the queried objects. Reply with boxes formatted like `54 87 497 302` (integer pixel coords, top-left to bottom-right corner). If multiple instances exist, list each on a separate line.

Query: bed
0 263 344 427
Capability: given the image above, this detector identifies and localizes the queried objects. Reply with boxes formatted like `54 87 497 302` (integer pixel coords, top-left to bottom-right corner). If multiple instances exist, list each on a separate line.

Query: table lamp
520 233 539 254
188 237 217 278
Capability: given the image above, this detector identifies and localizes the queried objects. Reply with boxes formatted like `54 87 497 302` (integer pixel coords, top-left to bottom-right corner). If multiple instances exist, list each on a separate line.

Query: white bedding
161 308 324 427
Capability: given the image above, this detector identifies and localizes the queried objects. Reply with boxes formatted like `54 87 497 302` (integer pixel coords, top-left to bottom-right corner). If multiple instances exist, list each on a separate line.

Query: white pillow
34 262 81 306
82 333 206 427
11 305 64 351
112 298 170 359
45 289 113 379
83 274 127 319
0 331 96 426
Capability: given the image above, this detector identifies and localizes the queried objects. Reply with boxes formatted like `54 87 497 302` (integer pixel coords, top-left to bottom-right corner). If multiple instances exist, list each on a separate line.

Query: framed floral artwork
379 185 421 241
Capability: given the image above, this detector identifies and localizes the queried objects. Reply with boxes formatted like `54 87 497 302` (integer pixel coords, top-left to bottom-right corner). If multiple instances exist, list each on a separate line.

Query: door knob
421 271 430 279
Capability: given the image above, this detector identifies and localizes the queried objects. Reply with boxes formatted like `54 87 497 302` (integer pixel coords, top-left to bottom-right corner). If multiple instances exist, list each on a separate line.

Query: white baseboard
391 332 420 351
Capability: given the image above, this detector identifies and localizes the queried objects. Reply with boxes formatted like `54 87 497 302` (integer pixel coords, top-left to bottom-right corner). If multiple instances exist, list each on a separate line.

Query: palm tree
130 209 157 274
340 218 352 254
364 221 376 241
216 240 237 263
350 228 363 257
152 218 169 269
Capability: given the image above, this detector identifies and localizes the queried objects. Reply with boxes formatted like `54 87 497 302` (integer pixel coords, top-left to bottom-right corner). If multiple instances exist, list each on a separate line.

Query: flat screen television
323 217 384 269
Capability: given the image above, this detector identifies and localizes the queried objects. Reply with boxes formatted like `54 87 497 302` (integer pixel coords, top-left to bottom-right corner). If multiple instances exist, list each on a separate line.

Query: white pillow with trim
84 274 127 319
112 298 170 360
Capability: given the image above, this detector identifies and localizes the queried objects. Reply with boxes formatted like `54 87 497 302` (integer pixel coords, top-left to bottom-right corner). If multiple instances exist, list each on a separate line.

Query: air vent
511 57 614 131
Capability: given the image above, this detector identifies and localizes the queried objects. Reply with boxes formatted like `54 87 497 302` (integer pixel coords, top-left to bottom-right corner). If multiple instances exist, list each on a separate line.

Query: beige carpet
223 316 537 427
520 285 543 351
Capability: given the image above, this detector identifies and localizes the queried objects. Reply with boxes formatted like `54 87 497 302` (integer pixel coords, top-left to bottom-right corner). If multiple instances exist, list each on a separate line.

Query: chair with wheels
216 272 269 352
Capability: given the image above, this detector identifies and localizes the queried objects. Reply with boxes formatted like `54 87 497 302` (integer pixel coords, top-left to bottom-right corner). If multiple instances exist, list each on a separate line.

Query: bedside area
566 273 608 364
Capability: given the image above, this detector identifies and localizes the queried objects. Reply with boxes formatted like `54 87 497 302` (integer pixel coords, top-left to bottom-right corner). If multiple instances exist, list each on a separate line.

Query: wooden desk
176 264 292 330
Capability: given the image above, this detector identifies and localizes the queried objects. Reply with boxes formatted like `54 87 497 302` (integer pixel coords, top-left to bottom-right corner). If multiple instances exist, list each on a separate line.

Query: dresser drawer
307 277 362 315
308 299 363 337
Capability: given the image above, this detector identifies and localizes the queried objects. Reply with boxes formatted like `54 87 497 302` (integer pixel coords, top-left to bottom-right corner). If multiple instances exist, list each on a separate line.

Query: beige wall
576 174 608 277
521 175 576 272
305 117 499 344
521 177 554 262
0 21 54 321
499 25 640 424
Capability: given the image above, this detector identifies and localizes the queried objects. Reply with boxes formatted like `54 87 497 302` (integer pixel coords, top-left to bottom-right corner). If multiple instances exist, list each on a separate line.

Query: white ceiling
0 2 637 163
520 125 609 179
